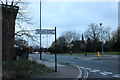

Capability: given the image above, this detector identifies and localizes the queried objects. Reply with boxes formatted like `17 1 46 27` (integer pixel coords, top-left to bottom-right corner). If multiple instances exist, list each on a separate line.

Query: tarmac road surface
29 54 120 79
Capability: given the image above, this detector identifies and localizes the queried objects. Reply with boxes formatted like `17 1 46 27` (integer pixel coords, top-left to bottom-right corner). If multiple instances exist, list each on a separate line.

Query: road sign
36 27 57 72
36 29 55 34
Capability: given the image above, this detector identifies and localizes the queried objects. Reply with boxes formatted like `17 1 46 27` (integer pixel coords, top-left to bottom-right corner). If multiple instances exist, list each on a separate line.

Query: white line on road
113 74 120 78
77 67 89 80
90 69 101 73
74 65 82 80
85 68 101 73
99 71 112 76
85 68 91 71
82 67 119 78
82 67 89 80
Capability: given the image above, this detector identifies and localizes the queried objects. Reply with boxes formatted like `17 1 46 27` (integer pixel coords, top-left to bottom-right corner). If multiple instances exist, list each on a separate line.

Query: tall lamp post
40 0 42 60
99 23 104 58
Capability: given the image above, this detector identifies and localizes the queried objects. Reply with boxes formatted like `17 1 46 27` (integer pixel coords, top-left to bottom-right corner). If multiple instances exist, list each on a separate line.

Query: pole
0 5 2 79
40 0 42 60
55 27 57 72
69 44 70 55
102 42 104 58
100 23 104 58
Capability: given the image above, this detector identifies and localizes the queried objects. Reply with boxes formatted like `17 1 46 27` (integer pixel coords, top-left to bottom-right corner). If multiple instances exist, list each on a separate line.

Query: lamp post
99 23 104 58
40 0 42 60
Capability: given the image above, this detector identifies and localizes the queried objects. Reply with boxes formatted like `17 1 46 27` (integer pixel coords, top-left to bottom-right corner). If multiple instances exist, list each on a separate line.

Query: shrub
3 59 53 78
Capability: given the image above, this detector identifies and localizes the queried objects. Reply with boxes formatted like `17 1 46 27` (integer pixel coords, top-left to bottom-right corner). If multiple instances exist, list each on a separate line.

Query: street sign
36 27 57 72
36 29 55 34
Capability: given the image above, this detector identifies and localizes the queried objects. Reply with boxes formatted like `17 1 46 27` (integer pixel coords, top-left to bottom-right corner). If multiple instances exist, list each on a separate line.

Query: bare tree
84 23 110 42
62 30 80 44
84 23 111 52
0 0 36 45
0 0 35 61
0 0 33 30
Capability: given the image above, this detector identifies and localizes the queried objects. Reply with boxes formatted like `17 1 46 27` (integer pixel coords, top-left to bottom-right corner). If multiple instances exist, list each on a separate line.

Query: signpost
36 27 57 72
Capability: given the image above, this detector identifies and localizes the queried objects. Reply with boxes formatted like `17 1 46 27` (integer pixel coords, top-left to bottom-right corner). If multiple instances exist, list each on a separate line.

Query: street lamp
99 23 104 58
40 0 42 60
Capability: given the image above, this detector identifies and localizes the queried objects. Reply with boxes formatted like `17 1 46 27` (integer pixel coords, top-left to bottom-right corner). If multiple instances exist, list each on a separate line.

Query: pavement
29 57 81 79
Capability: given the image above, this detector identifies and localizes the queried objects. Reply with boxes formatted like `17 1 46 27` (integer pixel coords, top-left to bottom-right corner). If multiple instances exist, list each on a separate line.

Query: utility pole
40 0 42 60
100 23 104 58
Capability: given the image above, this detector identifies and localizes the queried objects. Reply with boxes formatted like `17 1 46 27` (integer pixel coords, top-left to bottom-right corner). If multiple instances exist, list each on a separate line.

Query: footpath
29 57 81 79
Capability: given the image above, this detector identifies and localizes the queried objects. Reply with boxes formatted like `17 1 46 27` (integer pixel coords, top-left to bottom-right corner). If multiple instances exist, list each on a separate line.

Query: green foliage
3 59 53 78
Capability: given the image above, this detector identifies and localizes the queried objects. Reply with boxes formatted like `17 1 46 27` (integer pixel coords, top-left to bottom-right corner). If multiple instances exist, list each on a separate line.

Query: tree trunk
2 4 19 61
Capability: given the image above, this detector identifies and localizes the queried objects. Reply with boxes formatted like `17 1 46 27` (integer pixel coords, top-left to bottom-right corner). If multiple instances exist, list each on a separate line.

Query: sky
19 1 118 48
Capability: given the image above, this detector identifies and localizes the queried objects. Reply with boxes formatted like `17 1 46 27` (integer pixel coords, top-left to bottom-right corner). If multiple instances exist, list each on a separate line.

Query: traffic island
93 58 113 61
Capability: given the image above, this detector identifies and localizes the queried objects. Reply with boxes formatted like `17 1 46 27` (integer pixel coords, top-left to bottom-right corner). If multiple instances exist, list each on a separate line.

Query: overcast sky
25 1 118 47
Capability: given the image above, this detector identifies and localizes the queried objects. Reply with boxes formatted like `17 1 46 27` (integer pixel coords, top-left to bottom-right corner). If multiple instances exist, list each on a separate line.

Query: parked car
32 52 40 54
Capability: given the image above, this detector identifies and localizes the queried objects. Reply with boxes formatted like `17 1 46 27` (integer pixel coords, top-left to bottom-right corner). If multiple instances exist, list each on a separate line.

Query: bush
3 59 53 78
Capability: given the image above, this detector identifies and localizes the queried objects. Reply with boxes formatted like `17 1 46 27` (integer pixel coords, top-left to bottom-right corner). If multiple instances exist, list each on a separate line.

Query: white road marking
99 72 108 75
85 68 101 73
83 67 89 80
74 65 82 80
103 72 112 74
83 67 120 78
85 68 91 70
74 66 89 80
99 71 112 76
113 74 120 78
89 69 101 73
79 67 89 80
93 69 100 72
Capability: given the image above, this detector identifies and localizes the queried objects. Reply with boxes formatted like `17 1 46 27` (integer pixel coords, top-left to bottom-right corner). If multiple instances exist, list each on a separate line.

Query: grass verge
3 59 54 78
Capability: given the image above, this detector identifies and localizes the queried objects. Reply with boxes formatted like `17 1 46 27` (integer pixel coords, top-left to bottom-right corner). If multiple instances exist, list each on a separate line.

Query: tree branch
14 0 21 6
6 0 7 5
0 0 4 4
11 0 14 6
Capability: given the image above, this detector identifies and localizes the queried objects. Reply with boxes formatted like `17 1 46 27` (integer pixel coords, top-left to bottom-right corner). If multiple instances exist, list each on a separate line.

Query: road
29 53 120 79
